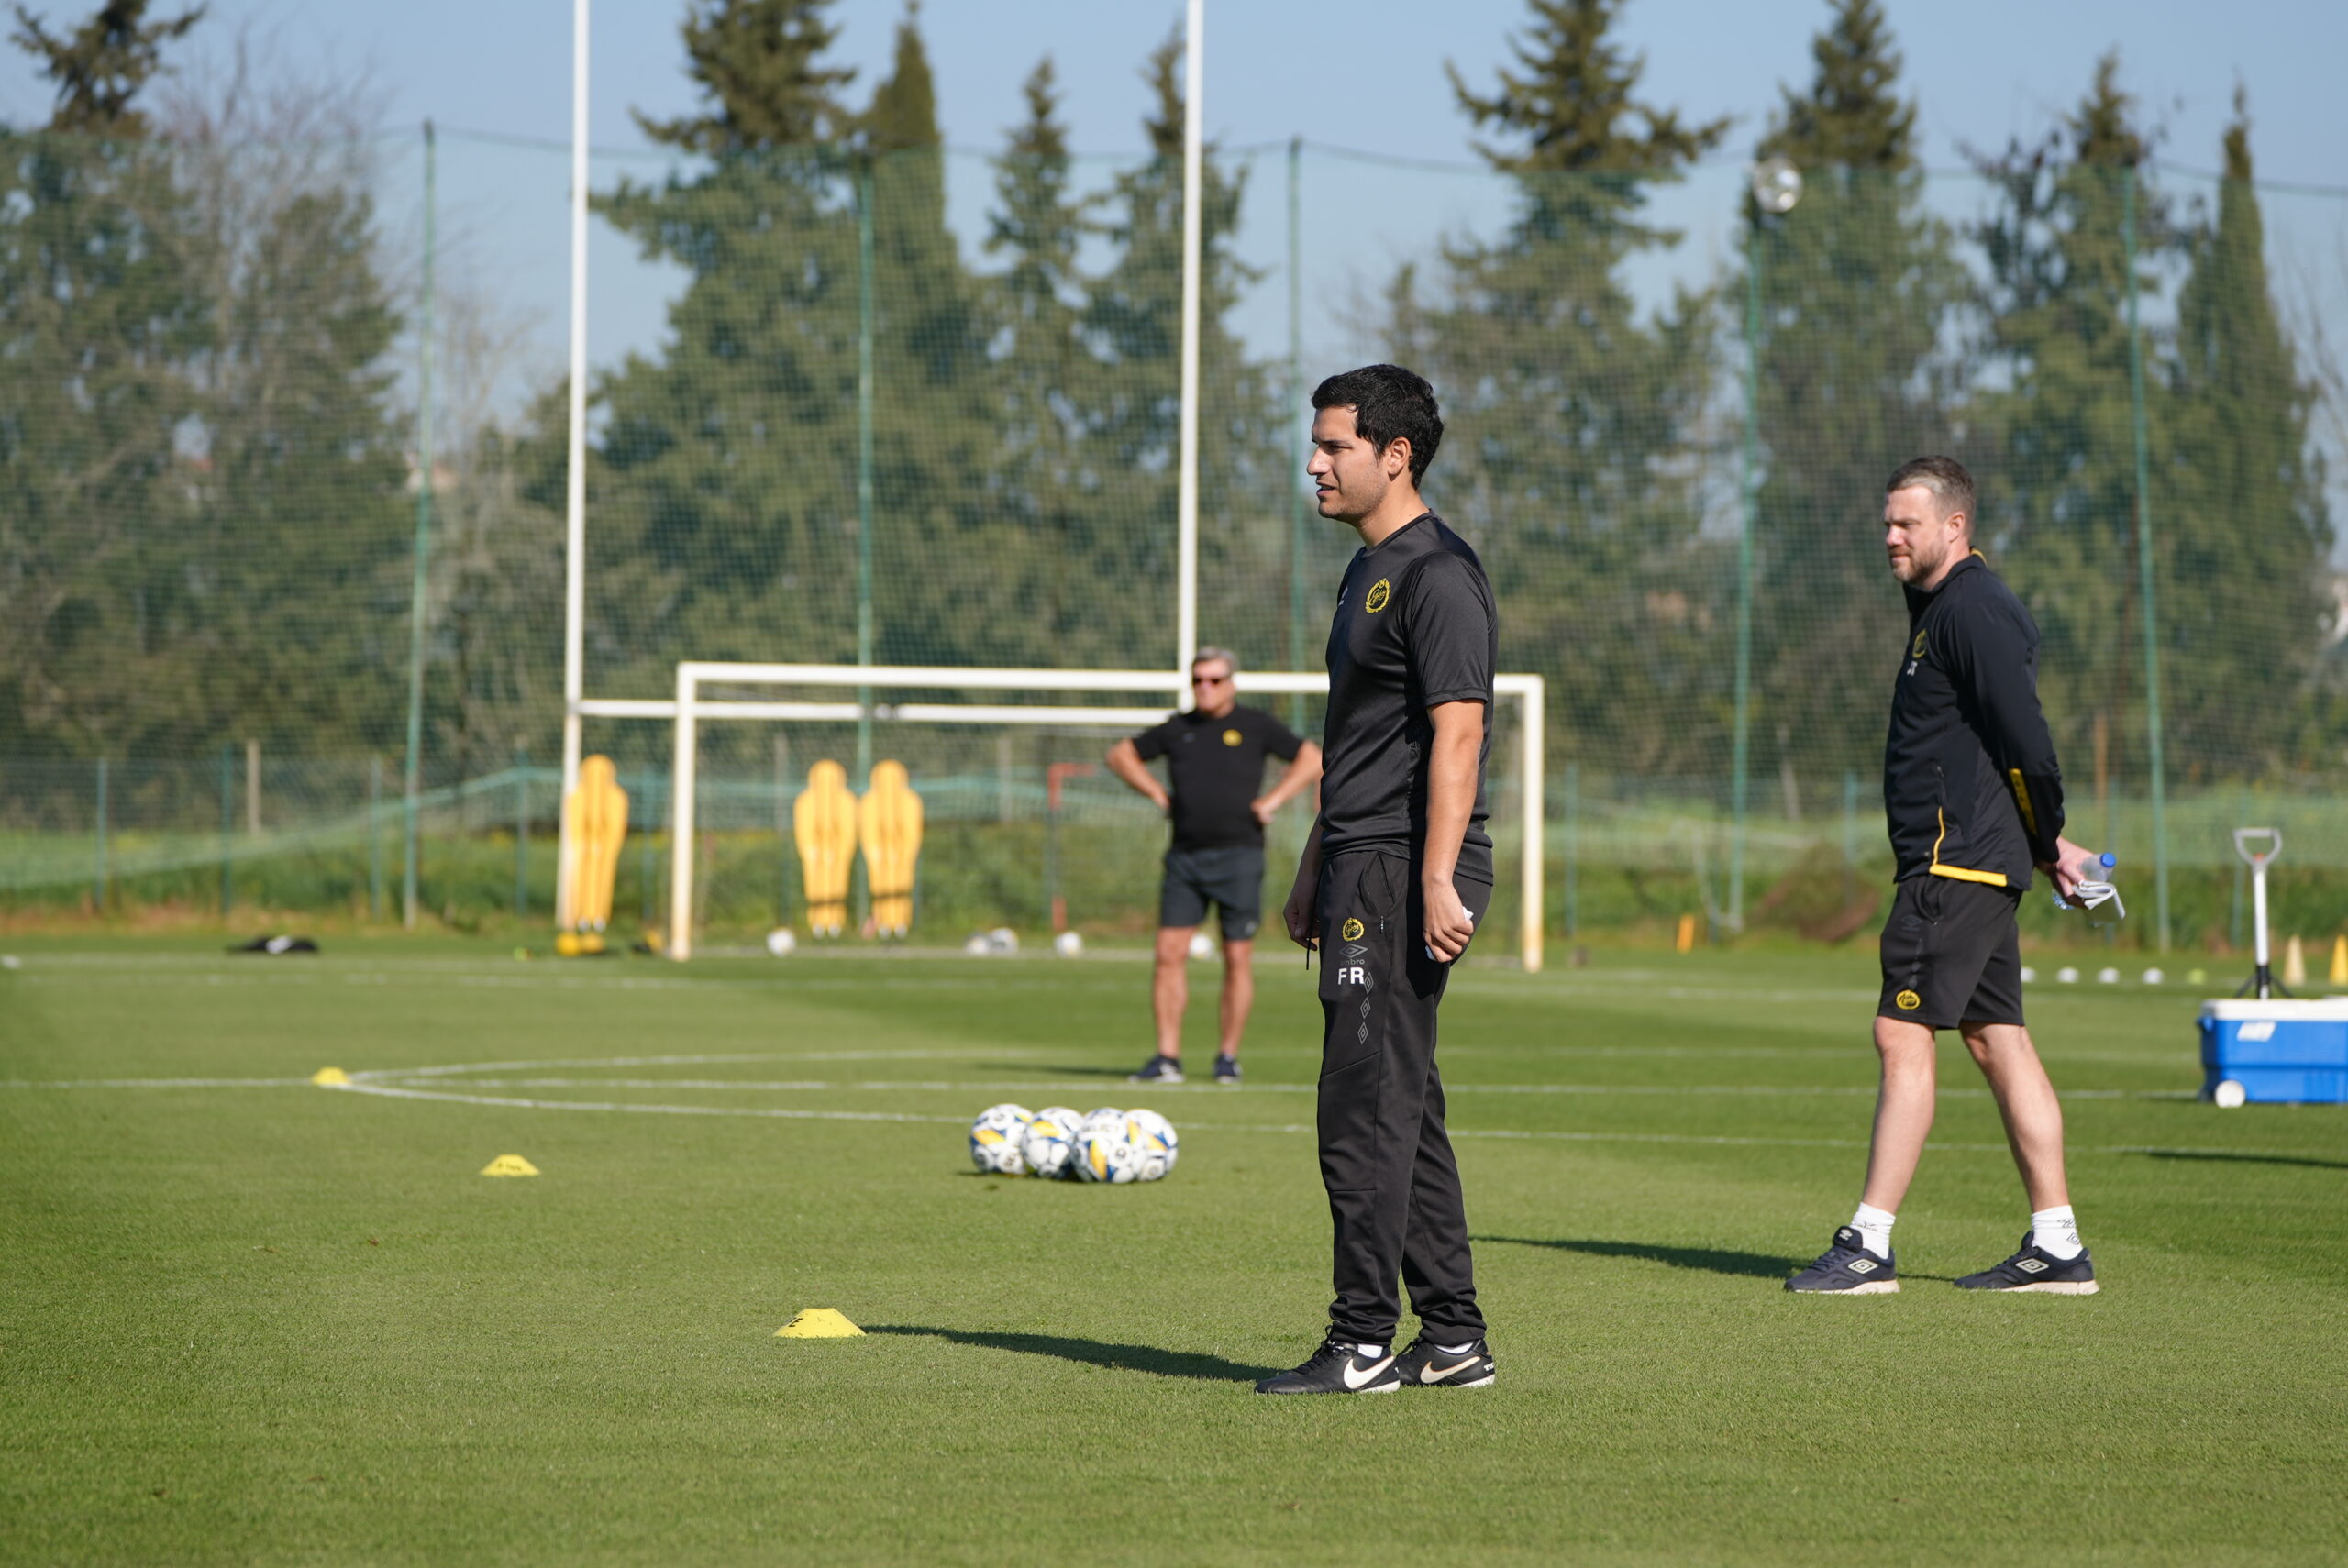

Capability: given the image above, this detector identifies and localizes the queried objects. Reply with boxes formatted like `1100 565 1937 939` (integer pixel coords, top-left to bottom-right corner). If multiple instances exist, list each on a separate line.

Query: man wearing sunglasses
1106 648 1322 1085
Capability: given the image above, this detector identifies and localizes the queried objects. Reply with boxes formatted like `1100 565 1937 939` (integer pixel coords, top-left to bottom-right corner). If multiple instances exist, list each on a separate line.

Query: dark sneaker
1394 1333 1495 1388
1128 1055 1183 1085
1253 1333 1401 1396
1955 1234 2099 1295
1785 1227 1899 1294
1213 1054 1241 1086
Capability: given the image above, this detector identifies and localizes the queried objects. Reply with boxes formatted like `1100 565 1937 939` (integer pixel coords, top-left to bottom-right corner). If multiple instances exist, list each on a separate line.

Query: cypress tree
2165 93 2331 773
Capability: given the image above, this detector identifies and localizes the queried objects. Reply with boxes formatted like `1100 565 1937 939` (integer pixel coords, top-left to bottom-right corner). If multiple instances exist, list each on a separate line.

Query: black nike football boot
1393 1333 1496 1388
1253 1332 1402 1395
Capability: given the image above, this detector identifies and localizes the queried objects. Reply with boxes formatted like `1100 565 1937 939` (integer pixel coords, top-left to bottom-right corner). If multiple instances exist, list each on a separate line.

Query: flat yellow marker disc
480 1154 540 1177
311 1067 351 1087
775 1308 864 1339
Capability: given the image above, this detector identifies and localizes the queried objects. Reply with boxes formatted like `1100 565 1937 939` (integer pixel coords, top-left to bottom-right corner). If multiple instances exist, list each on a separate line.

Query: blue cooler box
2198 999 2348 1104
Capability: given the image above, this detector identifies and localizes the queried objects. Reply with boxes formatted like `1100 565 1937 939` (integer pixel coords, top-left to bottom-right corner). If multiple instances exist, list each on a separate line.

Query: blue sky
1 0 2334 178
2 1 2342 396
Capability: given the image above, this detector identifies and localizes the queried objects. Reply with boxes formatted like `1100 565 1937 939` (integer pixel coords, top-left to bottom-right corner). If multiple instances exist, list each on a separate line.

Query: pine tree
1971 53 2175 788
981 57 1109 656
587 0 866 696
1399 0 1728 782
2165 92 2331 773
635 0 853 153
0 0 206 756
1744 0 1969 801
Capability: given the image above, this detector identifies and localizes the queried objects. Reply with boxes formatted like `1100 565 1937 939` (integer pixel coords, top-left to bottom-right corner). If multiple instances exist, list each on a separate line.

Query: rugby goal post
636 662 1545 969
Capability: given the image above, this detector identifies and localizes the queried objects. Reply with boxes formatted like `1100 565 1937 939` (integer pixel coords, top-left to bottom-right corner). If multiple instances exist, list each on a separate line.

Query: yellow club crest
1364 579 1391 613
1223 728 1243 746
1895 988 1922 1011
1340 918 1365 942
1911 629 1927 659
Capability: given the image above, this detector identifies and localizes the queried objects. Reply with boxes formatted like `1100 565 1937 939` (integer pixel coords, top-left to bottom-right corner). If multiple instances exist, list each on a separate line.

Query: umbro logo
2016 1257 2049 1274
1848 1258 1879 1275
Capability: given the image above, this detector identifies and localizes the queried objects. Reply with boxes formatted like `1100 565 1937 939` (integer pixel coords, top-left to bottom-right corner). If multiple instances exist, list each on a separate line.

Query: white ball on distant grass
968 1103 1034 1175
2096 966 2121 985
2055 966 2080 984
1187 931 1215 961
2020 966 2037 984
1054 930 1084 957
765 927 797 956
1125 1108 1179 1180
1022 1107 1084 1179
2142 967 2165 985
0 954 19 970
2212 1079 2247 1109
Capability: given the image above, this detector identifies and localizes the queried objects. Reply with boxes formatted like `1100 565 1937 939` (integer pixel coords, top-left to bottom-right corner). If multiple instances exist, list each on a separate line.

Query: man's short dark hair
1886 456 1975 524
1312 364 1443 484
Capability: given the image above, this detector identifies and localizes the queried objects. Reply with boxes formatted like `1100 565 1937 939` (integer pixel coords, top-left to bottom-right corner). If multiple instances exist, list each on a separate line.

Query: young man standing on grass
1106 648 1322 1086
1789 456 2104 1297
1256 364 1499 1395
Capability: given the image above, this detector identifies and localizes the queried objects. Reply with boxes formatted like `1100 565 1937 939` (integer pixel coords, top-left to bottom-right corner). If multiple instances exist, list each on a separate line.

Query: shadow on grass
2132 1148 2348 1172
865 1325 1277 1382
1474 1235 1797 1279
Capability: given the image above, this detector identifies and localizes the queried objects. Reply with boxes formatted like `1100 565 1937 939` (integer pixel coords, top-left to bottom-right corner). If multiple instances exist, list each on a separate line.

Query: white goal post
638 662 1545 970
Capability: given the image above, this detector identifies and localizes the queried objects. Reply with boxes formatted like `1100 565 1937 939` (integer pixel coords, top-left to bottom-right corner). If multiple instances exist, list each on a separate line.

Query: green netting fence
4 127 2346 950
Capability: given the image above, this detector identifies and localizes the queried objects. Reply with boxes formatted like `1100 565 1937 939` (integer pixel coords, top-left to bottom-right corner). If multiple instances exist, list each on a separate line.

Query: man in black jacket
1789 457 2106 1297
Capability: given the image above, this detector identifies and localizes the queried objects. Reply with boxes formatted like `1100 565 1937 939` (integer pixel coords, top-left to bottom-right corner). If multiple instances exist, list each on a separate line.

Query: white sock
1439 1342 1476 1355
1357 1342 1388 1359
2030 1205 2083 1260
1848 1202 1897 1259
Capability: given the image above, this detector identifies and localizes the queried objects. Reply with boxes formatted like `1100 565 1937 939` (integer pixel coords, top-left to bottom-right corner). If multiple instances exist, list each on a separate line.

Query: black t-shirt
1131 704 1305 851
1318 513 1496 883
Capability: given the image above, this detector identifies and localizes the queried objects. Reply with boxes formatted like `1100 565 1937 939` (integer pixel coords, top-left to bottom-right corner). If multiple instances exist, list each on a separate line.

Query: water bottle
2074 850 2116 883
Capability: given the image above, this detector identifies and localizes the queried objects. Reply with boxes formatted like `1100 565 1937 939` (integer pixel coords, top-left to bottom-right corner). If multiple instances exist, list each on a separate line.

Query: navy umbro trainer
1955 1234 2099 1294
1784 1226 1899 1294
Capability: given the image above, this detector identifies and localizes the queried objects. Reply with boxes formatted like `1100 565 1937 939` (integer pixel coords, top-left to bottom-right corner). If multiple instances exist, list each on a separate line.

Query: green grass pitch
4 937 2343 1565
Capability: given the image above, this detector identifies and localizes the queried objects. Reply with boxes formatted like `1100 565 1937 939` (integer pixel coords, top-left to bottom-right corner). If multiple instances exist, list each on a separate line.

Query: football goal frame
643 661 1546 970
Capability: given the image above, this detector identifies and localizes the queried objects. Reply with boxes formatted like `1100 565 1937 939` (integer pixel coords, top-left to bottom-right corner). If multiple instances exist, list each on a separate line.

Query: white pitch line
0 1077 312 1088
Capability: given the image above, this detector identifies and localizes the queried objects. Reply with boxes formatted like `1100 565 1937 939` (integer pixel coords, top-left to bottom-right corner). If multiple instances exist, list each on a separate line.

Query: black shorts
1877 875 2025 1030
1159 845 1265 941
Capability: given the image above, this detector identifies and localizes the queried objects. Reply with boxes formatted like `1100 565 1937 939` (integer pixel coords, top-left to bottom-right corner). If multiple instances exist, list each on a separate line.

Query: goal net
650 663 1545 969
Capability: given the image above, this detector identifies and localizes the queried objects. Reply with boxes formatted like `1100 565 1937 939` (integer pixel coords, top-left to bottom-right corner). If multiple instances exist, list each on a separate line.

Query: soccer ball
968 1103 1033 1176
1187 930 1215 961
765 927 797 956
1054 930 1084 957
1125 1108 1179 1180
1073 1112 1146 1185
1022 1107 1086 1179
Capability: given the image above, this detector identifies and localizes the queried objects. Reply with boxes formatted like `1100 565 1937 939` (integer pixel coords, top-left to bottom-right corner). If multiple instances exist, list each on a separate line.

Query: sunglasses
1191 673 1230 686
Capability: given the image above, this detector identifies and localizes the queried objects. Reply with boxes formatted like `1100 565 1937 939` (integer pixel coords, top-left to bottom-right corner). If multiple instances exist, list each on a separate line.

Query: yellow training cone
775 1309 864 1339
480 1154 540 1177
2284 935 2308 989
311 1067 351 1087
2330 935 2346 988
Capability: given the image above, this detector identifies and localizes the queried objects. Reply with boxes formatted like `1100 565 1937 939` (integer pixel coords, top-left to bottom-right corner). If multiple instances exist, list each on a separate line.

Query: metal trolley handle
2232 827 2282 871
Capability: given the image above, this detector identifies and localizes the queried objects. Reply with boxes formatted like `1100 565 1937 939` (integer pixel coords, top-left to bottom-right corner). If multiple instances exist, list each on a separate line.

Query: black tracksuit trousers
1314 848 1491 1344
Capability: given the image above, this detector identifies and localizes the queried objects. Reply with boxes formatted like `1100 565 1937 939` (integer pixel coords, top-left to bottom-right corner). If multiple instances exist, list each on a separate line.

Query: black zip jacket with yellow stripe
1884 553 2065 889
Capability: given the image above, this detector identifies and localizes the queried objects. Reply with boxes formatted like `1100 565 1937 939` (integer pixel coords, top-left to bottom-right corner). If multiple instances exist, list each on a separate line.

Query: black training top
1884 551 2066 889
1318 513 1496 883
1131 704 1305 852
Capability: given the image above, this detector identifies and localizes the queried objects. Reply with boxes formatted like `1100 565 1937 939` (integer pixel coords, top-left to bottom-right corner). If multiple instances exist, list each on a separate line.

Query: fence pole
2121 166 2172 952
1287 136 1308 733
1563 761 1578 939
855 160 876 790
93 756 108 912
1728 219 1763 935
368 757 383 919
218 744 234 916
514 752 529 918
402 118 438 932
